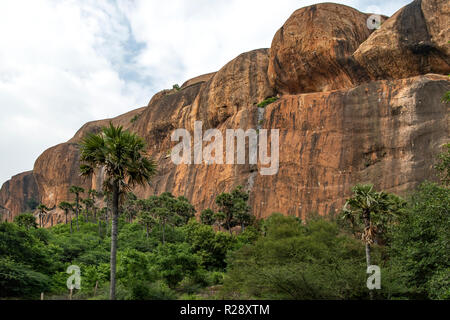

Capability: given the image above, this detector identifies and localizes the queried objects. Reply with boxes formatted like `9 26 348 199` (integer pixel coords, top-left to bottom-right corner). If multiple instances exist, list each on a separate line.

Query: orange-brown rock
267 3 375 94
353 0 450 80
181 72 216 89
0 2 449 226
0 171 39 222
250 74 449 217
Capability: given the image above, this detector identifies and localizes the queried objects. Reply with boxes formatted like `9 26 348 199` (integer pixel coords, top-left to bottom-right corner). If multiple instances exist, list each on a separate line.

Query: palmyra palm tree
58 201 73 233
342 184 405 299
88 189 100 222
79 122 157 300
81 198 94 222
98 207 108 237
36 204 49 228
69 185 85 231
138 210 156 239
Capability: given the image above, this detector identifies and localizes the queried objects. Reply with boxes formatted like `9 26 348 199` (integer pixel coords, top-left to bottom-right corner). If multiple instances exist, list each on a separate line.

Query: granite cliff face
1 1 449 225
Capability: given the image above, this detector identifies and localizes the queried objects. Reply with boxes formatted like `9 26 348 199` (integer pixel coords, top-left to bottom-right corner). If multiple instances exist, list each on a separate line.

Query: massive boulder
353 0 450 80
267 3 375 94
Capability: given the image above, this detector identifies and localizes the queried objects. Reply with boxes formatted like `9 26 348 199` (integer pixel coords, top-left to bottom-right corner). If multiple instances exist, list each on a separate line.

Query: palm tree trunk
75 195 79 232
363 211 374 300
106 209 109 235
65 211 68 225
365 243 371 266
109 180 119 300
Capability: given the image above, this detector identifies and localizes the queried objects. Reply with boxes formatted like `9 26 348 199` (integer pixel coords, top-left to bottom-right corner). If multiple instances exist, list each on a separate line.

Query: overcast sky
0 0 411 187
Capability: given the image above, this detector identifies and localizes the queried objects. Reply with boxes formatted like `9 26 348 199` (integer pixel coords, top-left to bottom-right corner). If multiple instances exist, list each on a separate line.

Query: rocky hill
1 0 449 225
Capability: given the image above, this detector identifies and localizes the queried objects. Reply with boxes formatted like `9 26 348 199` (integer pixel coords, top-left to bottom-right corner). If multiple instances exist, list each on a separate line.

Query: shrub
257 96 279 108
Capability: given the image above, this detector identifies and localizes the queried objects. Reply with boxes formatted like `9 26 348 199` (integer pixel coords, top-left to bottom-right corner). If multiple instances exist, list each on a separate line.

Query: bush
221 214 367 299
149 242 202 288
183 221 236 270
389 182 450 299
0 257 51 298
257 96 279 108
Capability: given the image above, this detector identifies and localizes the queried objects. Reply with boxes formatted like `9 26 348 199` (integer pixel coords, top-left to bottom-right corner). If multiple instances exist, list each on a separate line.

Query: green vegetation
435 143 450 186
443 91 450 103
130 114 140 123
389 182 450 299
257 96 279 108
79 123 157 300
0 123 448 300
1 179 448 300
173 84 181 91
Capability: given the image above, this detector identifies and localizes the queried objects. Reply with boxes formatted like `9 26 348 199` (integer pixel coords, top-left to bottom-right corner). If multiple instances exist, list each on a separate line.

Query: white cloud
0 0 411 187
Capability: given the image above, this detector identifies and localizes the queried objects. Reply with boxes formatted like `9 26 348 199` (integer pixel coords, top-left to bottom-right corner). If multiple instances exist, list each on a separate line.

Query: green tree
153 207 171 245
58 201 73 233
200 209 215 226
213 211 226 231
88 189 100 222
173 196 195 225
36 204 49 228
98 207 108 237
122 192 138 223
183 220 236 269
150 242 202 288
14 213 37 230
435 143 450 186
389 182 450 299
221 214 367 299
341 184 405 299
82 198 94 222
138 210 156 239
69 185 85 231
79 122 157 300
215 185 252 234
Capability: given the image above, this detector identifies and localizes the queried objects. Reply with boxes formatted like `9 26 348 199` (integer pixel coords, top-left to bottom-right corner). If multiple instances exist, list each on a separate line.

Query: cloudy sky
0 0 411 187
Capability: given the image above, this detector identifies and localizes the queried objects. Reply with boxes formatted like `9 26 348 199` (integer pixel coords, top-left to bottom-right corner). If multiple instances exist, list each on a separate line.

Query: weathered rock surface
251 74 449 217
0 171 39 221
267 3 375 94
353 0 450 80
181 72 216 89
0 2 449 225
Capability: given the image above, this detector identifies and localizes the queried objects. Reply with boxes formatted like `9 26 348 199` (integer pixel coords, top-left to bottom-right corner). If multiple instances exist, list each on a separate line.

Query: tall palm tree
82 198 94 222
69 186 85 231
138 210 156 239
153 207 171 244
98 207 108 237
88 189 99 222
58 201 73 233
79 123 157 300
342 184 404 299
36 204 49 228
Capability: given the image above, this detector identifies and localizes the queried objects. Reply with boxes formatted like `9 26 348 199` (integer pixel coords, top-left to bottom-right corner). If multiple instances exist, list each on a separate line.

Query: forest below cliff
0 142 448 300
